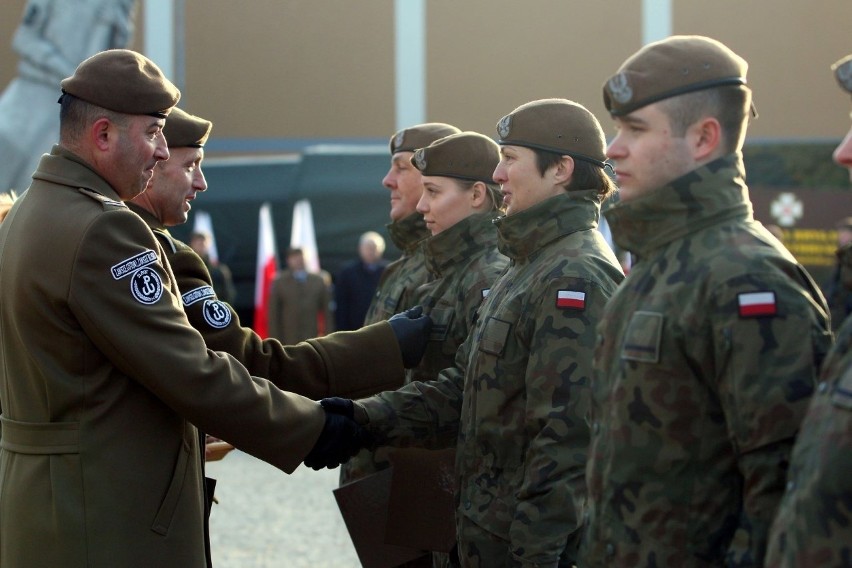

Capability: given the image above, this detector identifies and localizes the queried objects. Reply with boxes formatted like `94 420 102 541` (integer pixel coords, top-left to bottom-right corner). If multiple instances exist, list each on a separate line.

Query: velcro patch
478 316 512 356
738 291 777 317
202 299 232 329
112 250 158 280
556 290 586 310
428 307 454 342
622 311 663 363
182 286 216 306
130 267 163 305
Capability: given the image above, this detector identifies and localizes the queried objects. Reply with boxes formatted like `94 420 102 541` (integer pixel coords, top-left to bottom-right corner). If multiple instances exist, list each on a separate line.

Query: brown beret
389 123 461 154
496 98 607 167
603 35 748 117
832 54 852 95
163 107 212 148
60 49 180 118
411 131 499 183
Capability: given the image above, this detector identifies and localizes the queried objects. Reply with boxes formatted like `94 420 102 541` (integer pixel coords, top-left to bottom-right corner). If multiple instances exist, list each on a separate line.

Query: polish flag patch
738 291 777 317
556 290 586 310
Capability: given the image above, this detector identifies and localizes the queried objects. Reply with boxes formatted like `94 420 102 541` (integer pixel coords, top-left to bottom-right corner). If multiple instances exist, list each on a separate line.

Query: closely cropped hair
59 94 128 144
658 85 752 154
534 149 616 200
455 178 504 213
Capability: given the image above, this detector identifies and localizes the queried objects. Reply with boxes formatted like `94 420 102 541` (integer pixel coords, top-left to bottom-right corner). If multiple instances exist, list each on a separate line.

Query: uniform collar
34 145 123 202
422 213 498 278
387 211 430 254
604 153 752 258
126 201 166 232
495 190 601 260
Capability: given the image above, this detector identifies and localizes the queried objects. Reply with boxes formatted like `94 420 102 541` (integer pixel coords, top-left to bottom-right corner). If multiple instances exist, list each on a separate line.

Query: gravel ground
207 450 362 567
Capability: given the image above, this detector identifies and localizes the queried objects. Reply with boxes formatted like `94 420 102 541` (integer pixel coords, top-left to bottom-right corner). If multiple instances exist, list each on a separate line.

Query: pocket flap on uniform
621 311 663 363
479 316 512 356
429 307 455 342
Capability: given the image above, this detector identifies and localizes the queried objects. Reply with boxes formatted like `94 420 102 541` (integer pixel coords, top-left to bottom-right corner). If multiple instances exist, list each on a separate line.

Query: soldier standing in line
341 122 460 485
0 49 366 568
765 53 852 567
314 99 625 567
580 36 832 567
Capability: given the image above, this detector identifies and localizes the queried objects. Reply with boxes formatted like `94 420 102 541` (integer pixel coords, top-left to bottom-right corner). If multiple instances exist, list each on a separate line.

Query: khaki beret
389 123 461 154
496 98 607 167
832 54 852 95
411 131 499 183
163 107 212 148
603 35 748 117
60 49 180 118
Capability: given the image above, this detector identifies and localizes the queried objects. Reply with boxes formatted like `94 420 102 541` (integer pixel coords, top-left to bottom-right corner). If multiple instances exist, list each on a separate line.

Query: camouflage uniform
407 212 508 384
764 315 851 567
359 190 624 566
341 210 430 483
581 154 832 567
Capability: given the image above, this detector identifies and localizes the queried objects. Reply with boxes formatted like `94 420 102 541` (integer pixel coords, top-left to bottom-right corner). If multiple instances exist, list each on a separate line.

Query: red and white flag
290 199 321 273
738 291 777 317
254 203 278 338
556 290 586 310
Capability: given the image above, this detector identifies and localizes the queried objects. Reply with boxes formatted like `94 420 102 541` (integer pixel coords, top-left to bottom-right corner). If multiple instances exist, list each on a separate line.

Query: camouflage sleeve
509 277 605 565
710 270 831 566
359 336 471 450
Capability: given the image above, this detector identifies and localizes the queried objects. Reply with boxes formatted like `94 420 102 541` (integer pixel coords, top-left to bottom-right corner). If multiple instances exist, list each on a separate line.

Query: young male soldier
129 107 426 402
341 122 460 485
318 99 625 566
765 53 852 568
0 49 365 568
580 36 832 567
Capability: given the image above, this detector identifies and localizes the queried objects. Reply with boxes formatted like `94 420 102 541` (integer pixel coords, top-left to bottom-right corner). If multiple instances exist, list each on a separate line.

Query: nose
416 191 428 214
492 161 507 184
194 166 208 192
606 133 626 161
154 131 169 161
833 126 852 169
382 168 396 190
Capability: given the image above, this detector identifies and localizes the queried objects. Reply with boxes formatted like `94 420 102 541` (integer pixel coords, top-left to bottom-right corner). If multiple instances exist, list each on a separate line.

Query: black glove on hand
303 399 370 471
388 305 433 368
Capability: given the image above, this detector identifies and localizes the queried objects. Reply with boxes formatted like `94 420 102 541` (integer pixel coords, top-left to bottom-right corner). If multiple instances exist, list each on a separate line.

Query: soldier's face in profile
113 116 170 200
606 102 695 202
383 152 424 222
147 146 207 227
417 176 474 235
832 122 852 182
493 145 561 216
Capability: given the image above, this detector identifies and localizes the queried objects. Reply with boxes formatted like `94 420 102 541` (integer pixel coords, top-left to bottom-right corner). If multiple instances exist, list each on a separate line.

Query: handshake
303 306 432 470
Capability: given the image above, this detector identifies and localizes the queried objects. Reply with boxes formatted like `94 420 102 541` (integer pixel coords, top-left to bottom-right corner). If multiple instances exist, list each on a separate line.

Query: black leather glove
388 305 433 368
303 398 370 471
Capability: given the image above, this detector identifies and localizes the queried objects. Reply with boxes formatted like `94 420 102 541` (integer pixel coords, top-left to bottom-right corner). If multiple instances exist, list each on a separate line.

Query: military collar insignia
607 72 633 104
497 114 512 139
413 148 427 170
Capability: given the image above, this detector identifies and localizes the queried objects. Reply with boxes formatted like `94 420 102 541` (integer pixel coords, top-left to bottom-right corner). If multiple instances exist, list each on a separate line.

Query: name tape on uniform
182 286 216 306
111 250 158 280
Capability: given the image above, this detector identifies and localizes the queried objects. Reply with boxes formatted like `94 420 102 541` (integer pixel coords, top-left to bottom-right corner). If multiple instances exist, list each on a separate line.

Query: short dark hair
59 94 128 145
658 85 751 154
533 148 616 200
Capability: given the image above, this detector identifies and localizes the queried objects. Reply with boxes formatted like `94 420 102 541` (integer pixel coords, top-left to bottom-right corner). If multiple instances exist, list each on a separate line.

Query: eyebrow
617 115 648 128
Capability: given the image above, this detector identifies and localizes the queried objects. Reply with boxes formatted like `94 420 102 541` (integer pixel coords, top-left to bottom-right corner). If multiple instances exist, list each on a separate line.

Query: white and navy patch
202 299 232 329
112 250 158 280
182 286 216 306
130 267 163 305
607 72 633 104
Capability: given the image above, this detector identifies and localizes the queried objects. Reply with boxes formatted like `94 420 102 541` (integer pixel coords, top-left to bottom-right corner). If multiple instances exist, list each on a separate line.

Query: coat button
818 381 829 394
606 542 615 556
464 500 472 510
593 421 600 435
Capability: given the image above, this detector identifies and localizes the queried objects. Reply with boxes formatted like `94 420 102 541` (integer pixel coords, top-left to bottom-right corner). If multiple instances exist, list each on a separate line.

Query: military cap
832 54 852 95
163 108 212 148
496 98 607 167
389 123 461 154
411 131 499 183
60 49 180 118
603 35 748 117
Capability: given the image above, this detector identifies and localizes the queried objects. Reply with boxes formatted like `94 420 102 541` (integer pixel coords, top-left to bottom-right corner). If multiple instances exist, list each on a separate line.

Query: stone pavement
207 450 362 567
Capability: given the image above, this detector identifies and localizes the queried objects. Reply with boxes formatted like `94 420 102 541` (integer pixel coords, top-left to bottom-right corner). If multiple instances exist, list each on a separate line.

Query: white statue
0 0 137 193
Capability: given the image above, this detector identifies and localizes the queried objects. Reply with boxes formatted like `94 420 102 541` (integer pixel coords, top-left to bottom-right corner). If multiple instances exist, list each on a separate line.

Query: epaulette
152 228 178 254
77 187 126 210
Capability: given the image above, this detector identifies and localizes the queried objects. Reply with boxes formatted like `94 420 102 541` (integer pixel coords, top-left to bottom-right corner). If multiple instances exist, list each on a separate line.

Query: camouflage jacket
361 211 431 325
581 154 832 568
765 314 852 566
406 213 508 384
341 211 431 483
360 191 624 566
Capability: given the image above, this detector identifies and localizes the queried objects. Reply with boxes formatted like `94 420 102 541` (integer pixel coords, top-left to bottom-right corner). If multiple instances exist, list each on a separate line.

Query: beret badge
497 114 512 139
607 72 633 104
393 131 405 151
837 59 852 93
413 148 427 170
